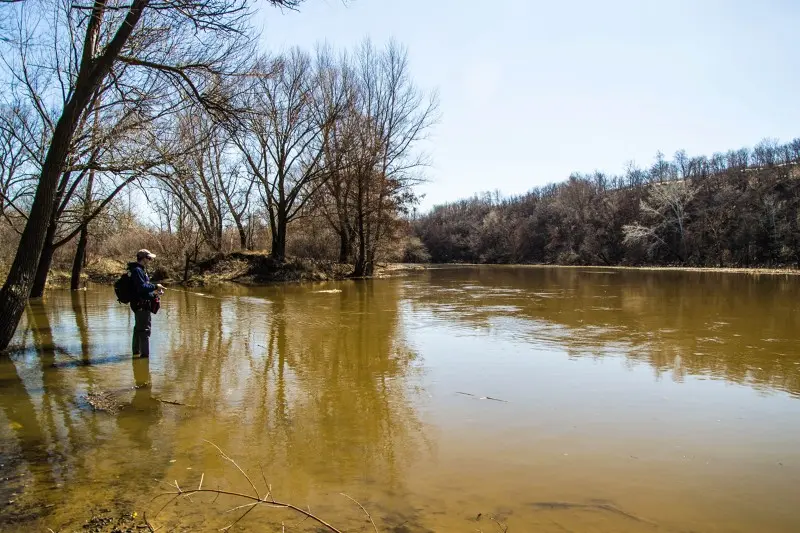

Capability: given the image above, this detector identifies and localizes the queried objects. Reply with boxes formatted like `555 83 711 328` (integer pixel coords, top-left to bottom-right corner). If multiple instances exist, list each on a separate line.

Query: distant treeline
414 138 800 267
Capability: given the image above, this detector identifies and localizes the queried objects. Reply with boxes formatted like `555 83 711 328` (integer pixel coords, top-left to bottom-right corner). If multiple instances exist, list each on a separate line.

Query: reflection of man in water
132 356 152 400
117 356 160 452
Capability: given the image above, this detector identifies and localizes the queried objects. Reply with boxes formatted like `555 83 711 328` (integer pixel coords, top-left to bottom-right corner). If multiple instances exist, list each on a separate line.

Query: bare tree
0 105 34 227
674 149 703 180
346 39 438 276
0 0 304 351
709 152 727 175
623 160 646 188
69 165 95 290
649 151 672 183
150 185 203 281
726 147 750 170
316 96 360 262
235 47 350 260
22 79 177 298
752 137 781 168
153 110 255 252
787 138 800 163
623 180 697 263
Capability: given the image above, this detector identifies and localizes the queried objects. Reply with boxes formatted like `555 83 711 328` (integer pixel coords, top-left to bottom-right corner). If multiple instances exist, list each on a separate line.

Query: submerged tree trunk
30 218 59 298
70 226 89 290
352 206 368 277
30 245 55 299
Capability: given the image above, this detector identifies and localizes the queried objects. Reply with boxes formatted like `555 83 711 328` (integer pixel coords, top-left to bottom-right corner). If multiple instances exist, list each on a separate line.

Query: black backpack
113 270 136 304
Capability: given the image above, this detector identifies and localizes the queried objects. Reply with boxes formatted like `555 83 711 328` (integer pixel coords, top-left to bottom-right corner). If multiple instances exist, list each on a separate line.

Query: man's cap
136 249 156 260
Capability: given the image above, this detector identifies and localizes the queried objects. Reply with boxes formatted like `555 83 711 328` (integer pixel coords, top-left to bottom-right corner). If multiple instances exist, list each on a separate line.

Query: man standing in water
128 249 165 358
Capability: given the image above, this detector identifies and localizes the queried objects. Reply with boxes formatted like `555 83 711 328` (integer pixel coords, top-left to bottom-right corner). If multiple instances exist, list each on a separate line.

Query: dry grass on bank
185 252 352 286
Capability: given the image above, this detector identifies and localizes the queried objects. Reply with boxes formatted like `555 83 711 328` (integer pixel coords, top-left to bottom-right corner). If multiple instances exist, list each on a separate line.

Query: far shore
420 263 800 276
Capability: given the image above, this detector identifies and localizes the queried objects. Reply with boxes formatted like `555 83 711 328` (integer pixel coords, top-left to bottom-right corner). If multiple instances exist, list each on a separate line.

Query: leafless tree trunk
315 91 360 263
154 112 247 252
70 165 95 290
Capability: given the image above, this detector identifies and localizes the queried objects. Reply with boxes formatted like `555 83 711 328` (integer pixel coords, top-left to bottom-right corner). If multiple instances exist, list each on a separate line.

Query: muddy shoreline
26 255 429 290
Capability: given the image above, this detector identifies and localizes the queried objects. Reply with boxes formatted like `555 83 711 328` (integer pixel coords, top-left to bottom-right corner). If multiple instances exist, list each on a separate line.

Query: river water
1 266 799 532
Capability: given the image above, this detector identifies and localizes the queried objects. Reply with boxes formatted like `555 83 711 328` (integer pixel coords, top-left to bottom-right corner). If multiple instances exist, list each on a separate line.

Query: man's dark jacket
127 262 156 309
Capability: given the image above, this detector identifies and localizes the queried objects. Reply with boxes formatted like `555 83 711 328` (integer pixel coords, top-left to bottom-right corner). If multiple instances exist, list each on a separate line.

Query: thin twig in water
490 515 508 533
154 478 176 491
203 439 261 500
259 464 273 502
340 493 379 533
146 441 346 533
148 489 344 533
529 501 655 525
156 397 193 407
225 501 260 514
175 479 194 503
221 501 260 531
481 396 508 403
143 512 160 532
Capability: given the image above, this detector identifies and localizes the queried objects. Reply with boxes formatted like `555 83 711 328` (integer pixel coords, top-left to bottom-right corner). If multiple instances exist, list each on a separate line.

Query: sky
257 0 800 211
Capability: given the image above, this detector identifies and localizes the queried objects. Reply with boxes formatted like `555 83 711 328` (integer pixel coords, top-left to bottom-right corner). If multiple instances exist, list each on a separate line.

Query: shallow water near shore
1 266 799 532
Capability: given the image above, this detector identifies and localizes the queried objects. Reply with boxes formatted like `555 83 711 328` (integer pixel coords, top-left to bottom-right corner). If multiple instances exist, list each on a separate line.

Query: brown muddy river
1 266 799 532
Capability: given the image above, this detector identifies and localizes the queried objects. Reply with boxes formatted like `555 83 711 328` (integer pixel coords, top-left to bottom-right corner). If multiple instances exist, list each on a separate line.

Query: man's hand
156 284 165 293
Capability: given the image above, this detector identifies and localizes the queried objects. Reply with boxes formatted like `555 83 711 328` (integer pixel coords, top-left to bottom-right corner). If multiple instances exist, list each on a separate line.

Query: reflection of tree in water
0 353 53 524
409 267 800 396
0 293 174 530
162 289 239 412
23 302 84 483
156 281 426 512
70 292 91 364
262 281 423 486
0 301 90 526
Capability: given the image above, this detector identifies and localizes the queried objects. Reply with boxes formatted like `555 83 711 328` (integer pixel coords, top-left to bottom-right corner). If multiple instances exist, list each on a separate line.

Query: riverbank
169 253 425 286
21 253 427 289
